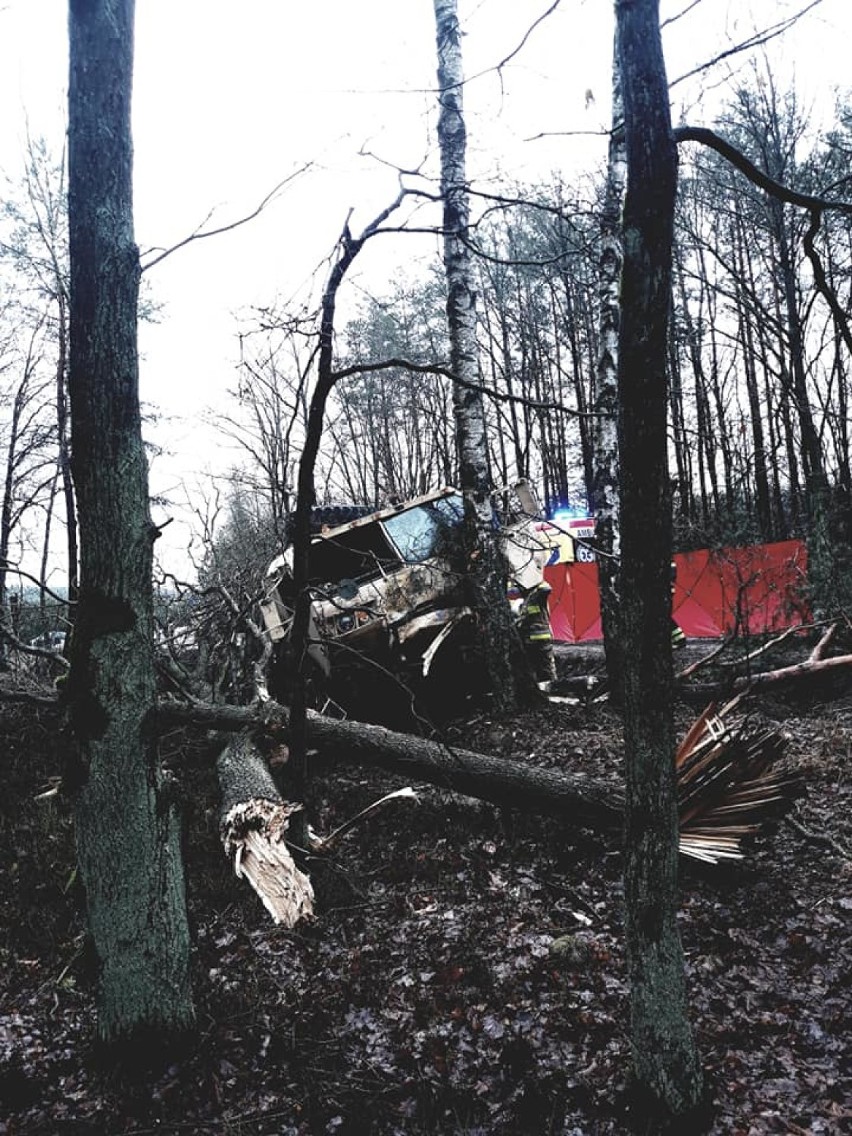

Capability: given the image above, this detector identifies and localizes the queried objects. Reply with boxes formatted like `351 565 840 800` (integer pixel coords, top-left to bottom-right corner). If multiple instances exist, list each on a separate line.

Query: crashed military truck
259 483 565 715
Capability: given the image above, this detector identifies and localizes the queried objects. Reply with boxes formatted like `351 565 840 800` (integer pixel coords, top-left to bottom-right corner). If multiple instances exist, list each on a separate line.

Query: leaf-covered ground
1 658 851 1135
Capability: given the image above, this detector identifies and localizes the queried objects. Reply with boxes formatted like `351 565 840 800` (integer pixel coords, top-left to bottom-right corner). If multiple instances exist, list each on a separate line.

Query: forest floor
0 641 851 1135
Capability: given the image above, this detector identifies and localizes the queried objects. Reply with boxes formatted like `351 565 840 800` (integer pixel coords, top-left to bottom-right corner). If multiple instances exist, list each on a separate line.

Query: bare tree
214 322 312 541
0 319 56 663
285 193 410 801
330 280 453 503
616 0 703 1116
0 138 78 614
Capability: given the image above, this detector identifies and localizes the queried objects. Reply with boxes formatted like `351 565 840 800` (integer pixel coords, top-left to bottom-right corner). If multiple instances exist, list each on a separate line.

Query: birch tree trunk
66 0 194 1047
592 26 627 702
616 0 703 1116
433 0 521 710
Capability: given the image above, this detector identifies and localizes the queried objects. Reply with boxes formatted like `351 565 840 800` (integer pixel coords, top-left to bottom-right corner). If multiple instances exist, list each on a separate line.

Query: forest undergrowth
0 648 850 1135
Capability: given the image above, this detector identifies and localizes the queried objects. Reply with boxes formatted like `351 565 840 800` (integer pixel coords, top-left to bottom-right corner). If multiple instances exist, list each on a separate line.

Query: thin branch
732 653 852 692
1 563 75 606
0 625 70 669
214 579 273 703
0 687 59 708
675 637 730 680
141 165 312 272
786 812 850 859
427 0 565 94
809 621 837 663
668 0 825 89
329 357 591 418
717 622 826 669
524 129 610 143
491 0 563 76
660 0 705 31
308 787 419 853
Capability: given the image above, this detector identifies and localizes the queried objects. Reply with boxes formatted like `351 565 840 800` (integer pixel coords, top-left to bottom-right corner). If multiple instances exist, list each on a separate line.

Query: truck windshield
382 495 464 564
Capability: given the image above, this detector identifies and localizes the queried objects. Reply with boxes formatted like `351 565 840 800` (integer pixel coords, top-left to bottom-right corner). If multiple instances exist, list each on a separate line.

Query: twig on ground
786 813 850 860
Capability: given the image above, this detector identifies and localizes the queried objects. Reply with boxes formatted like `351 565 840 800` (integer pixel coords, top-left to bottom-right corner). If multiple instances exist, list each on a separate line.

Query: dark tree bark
288 218 378 802
66 0 194 1046
286 194 405 808
616 0 703 1116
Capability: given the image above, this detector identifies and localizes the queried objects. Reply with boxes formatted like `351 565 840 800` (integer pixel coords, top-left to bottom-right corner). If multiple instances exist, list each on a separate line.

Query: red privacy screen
545 540 809 643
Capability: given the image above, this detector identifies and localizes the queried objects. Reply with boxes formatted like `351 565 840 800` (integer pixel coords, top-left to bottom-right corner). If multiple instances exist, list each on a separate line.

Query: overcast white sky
1 0 850 578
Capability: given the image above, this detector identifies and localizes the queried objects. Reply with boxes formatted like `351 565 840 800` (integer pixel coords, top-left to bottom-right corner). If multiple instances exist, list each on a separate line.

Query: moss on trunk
67 0 194 1046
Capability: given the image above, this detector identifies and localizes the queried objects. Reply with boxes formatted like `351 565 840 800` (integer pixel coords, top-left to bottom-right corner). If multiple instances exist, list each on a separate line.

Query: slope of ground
0 662 850 1134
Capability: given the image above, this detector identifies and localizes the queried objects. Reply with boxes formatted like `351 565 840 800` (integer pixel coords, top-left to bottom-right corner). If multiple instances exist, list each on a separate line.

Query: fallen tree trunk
1 688 801 852
165 697 800 867
161 699 624 831
681 651 852 703
731 652 852 691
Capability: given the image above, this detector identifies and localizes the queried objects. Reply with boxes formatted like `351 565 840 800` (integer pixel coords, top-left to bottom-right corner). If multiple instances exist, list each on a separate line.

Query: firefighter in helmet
518 580 557 684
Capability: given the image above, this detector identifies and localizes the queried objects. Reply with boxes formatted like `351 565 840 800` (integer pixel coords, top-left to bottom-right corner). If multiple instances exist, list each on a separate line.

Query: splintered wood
220 798 314 927
217 733 314 927
676 700 804 864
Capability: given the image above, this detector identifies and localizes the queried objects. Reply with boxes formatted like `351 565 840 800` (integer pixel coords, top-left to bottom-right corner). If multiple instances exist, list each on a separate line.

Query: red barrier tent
544 539 810 643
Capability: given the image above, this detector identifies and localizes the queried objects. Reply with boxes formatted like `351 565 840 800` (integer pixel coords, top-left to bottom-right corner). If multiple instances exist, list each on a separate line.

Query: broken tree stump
217 732 314 927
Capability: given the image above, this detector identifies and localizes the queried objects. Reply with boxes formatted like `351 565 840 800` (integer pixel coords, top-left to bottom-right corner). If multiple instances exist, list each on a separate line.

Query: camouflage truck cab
259 484 554 710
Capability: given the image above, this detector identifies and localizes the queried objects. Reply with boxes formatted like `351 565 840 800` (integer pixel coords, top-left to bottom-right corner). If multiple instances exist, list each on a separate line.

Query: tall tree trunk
66 0 194 1047
772 207 832 610
433 0 521 709
0 367 26 663
666 327 693 528
561 280 595 499
733 210 774 541
616 0 703 1116
675 255 723 530
286 195 406 809
756 310 788 535
771 200 825 490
